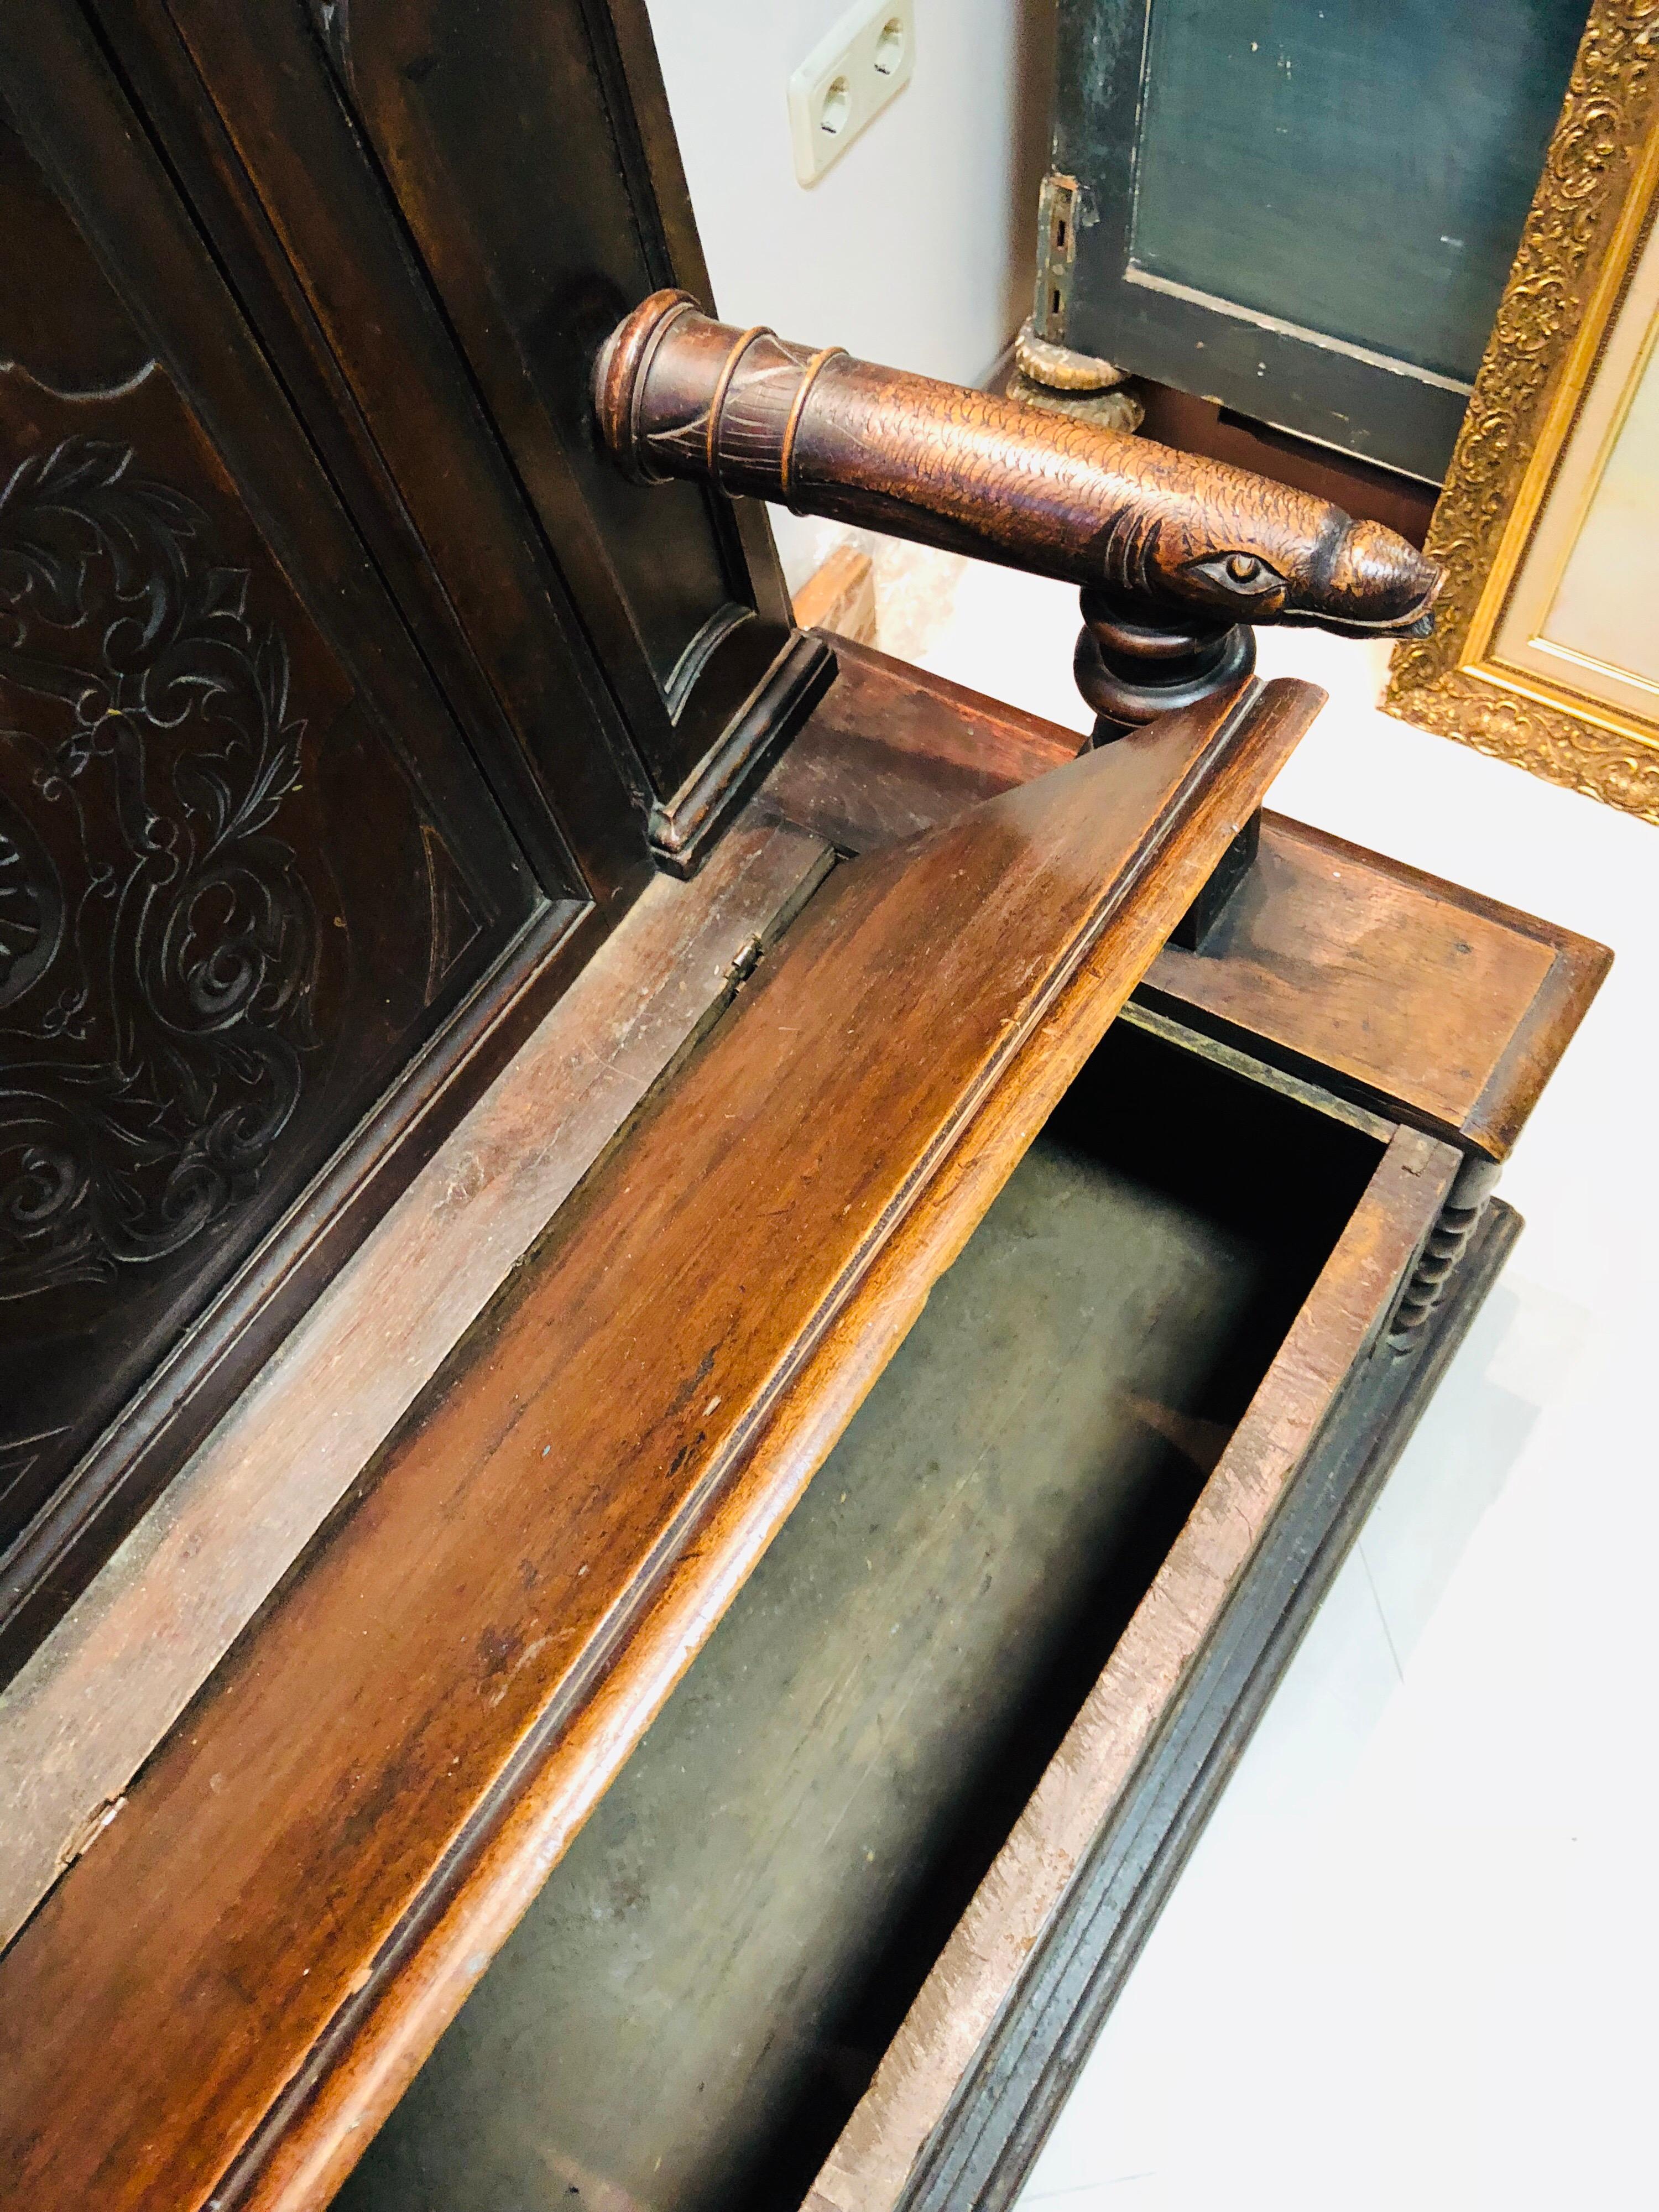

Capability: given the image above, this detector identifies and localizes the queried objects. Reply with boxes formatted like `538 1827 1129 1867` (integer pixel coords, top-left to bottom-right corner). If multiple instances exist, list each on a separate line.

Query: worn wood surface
890 1198 1523 2212
0 680 1316 2212
808 1123 1458 2212
0 818 828 1958
759 637 1085 853
769 641 1610 1157
597 294 1441 635
339 1020 1381 2212
1141 817 1612 1159
95 0 802 848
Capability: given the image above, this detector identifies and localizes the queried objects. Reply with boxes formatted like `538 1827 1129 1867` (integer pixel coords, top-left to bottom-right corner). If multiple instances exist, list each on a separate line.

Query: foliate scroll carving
0 437 322 1304
0 792 61 1008
1402 669 1659 824
1387 0 1659 823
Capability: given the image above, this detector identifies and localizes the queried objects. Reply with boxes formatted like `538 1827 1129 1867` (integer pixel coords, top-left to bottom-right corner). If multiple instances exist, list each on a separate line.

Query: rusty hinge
1033 172 1081 343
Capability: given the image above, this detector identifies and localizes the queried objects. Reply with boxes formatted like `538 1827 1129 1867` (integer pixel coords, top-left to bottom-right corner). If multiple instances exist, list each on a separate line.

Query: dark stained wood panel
86 0 655 906
301 0 800 810
1051 0 1592 479
1127 0 1587 380
0 679 1317 2212
0 11 557 1671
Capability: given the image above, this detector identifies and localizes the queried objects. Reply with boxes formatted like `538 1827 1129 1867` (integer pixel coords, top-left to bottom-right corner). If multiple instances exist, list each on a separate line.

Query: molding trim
0 821 830 1955
1385 0 1659 823
648 631 837 876
890 1196 1520 2212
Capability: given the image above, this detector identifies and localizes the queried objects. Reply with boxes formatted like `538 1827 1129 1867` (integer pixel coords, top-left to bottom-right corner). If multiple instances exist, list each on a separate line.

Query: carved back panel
88 0 825 872
0 14 570 1670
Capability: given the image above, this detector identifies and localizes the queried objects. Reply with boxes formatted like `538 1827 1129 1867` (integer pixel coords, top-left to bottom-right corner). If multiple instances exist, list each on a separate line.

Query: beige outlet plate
787 1 914 186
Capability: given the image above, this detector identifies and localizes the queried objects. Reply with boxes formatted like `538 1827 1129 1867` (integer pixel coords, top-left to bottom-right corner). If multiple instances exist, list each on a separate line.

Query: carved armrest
596 290 1441 734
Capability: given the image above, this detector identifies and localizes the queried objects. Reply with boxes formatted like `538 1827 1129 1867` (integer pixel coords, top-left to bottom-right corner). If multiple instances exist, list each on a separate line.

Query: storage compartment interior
338 1019 1381 2212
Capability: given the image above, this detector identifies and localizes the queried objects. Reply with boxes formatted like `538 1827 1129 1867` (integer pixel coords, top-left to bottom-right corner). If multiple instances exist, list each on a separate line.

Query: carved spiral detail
1387 1159 1502 1354
0 437 321 1304
0 795 62 1010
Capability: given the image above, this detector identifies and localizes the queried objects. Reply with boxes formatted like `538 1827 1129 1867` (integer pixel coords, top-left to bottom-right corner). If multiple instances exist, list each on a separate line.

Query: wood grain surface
0 819 828 1957
759 635 1085 853
769 640 1610 1157
792 542 879 644
342 1037 1349 2211
1140 816 1611 1158
0 680 1317 2212
596 293 1442 637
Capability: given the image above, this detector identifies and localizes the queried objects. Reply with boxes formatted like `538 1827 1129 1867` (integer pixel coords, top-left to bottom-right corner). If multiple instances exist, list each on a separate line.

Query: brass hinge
1033 172 1081 342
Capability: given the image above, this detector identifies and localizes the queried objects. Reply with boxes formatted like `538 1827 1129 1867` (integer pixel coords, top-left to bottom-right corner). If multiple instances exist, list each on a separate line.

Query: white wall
644 0 1056 589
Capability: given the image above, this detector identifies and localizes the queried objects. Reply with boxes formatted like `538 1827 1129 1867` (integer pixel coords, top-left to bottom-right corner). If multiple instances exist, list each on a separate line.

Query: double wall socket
788 1 914 186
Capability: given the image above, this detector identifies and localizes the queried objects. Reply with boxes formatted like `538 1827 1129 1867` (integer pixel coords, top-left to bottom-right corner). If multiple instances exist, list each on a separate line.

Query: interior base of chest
337 1023 1379 2212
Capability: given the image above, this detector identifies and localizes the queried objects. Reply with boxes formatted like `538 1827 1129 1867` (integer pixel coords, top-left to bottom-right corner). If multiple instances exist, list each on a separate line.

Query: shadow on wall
1357 1270 1583 1678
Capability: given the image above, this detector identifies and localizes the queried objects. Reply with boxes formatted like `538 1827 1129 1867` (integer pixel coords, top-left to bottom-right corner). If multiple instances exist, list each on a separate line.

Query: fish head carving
1121 450 1443 637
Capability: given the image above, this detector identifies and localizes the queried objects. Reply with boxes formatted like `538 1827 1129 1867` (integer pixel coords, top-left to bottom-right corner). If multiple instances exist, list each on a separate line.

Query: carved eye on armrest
594 290 1441 736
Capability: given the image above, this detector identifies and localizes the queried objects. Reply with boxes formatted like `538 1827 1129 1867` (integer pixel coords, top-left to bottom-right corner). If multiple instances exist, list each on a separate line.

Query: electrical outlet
788 2 914 186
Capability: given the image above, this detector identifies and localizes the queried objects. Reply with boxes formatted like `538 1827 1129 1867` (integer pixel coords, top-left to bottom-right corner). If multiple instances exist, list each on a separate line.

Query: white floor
905 559 1659 2212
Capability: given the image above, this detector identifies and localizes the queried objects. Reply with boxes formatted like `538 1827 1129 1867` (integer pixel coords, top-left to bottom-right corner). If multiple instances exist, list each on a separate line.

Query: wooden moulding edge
0 818 830 1965
221 677 1326 2212
647 629 838 874
1139 813 1614 1163
800 1116 1459 2211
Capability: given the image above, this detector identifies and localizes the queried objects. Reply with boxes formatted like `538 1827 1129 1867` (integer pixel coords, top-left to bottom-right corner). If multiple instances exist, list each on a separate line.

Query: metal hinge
1033 172 1081 343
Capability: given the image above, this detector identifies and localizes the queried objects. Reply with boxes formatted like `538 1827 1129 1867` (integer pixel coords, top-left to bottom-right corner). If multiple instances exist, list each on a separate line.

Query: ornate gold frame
1385 0 1659 823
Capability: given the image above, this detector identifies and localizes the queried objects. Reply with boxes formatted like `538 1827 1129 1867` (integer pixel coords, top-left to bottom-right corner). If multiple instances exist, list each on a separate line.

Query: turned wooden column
594 290 1442 743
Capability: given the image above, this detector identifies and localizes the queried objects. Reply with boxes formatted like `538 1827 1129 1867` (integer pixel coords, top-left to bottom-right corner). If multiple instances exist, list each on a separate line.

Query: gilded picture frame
1385 0 1659 824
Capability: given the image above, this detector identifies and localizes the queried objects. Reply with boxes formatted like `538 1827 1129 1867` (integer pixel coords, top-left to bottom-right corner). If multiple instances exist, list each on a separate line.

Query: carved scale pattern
1386 0 1659 824
0 436 321 1305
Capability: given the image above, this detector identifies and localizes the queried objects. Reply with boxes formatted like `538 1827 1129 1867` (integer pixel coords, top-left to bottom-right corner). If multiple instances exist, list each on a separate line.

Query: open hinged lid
0 676 1323 2211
